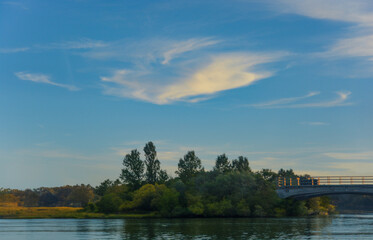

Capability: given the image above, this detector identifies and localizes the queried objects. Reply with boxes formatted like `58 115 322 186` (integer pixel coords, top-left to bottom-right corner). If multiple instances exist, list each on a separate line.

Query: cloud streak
161 37 220 64
101 52 280 104
40 38 108 50
248 91 352 109
15 72 79 91
276 0 373 61
325 152 373 160
0 47 29 53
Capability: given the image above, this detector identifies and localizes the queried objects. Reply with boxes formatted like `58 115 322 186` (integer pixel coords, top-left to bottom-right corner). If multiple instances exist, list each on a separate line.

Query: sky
1 0 373 189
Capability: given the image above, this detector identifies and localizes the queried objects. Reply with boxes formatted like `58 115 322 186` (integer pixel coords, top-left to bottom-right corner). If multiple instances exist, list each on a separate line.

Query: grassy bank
0 207 157 219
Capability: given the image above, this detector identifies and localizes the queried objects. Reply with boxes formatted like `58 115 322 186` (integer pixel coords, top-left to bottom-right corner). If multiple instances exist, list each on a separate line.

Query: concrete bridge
276 176 373 200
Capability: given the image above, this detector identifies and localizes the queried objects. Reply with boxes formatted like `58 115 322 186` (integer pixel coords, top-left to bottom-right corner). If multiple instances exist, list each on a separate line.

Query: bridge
276 176 373 200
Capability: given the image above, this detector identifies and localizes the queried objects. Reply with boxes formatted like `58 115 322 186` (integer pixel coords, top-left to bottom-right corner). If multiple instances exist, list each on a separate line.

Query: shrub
96 193 123 214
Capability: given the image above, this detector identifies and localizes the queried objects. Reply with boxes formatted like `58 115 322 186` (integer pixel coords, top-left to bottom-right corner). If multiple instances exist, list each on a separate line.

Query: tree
232 156 251 172
120 149 144 190
95 179 114 196
158 170 169 184
214 154 231 173
144 142 161 184
259 169 277 182
67 185 94 207
176 151 203 182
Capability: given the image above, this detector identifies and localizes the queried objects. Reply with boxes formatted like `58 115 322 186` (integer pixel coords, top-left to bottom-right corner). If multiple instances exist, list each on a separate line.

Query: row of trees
91 142 335 217
0 141 336 217
0 185 94 207
120 142 169 190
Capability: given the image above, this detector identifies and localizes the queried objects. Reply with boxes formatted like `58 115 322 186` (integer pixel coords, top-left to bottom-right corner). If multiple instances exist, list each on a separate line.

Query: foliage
214 154 231 173
94 179 114 196
0 142 336 218
144 142 161 184
120 149 144 190
96 193 123 214
176 151 203 183
158 170 169 184
232 156 251 172
67 185 94 207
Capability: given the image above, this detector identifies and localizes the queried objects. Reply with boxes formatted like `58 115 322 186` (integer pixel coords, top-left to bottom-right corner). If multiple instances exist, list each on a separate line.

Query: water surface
1 215 373 239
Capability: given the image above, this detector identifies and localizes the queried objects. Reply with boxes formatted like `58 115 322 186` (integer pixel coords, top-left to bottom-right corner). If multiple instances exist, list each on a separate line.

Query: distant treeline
0 141 337 217
0 185 94 207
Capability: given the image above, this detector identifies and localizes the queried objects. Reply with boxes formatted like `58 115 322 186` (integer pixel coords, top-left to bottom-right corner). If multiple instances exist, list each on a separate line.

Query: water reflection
3 215 373 240
120 217 333 239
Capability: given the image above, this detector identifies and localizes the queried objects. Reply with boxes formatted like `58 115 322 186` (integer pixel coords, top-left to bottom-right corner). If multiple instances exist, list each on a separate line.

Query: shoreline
0 206 345 219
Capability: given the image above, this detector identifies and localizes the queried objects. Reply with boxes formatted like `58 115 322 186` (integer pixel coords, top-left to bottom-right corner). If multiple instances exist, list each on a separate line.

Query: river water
1 214 373 239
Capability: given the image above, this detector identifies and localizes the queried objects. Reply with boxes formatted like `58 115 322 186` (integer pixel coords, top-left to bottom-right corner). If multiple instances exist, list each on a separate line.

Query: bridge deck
276 176 373 199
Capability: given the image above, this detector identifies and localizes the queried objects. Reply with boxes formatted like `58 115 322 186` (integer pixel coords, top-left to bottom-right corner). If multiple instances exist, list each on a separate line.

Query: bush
152 187 180 216
236 199 251 217
253 205 266 217
96 193 123 214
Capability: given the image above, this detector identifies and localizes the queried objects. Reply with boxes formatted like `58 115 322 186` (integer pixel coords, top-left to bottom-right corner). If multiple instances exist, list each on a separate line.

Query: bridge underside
276 185 373 200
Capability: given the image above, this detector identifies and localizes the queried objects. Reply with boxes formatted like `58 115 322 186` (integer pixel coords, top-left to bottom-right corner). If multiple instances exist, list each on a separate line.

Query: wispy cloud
101 52 280 104
249 91 320 108
276 0 373 25
15 72 79 91
325 151 373 160
248 91 352 109
0 47 29 53
81 37 219 62
40 38 108 50
325 35 373 60
1 39 107 55
276 0 373 61
162 37 220 64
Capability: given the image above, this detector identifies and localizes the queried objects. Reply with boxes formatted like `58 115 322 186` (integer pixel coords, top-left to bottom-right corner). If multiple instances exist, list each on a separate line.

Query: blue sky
1 0 373 189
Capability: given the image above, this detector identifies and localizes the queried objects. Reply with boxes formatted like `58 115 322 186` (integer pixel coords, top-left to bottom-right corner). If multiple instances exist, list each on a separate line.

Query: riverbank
0 207 157 219
0 206 336 219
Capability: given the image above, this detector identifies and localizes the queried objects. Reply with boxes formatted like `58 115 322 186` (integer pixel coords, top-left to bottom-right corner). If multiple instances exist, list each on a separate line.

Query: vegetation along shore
0 141 338 219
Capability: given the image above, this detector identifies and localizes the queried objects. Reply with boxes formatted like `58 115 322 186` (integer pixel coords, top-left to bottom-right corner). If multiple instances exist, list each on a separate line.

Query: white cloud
162 38 220 64
325 152 373 160
248 91 352 109
43 38 108 50
276 0 373 61
0 47 29 53
250 91 320 108
101 52 279 104
15 72 79 91
326 35 373 60
277 0 373 25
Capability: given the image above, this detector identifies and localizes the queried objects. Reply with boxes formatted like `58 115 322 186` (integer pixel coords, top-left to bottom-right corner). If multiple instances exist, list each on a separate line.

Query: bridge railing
277 176 373 188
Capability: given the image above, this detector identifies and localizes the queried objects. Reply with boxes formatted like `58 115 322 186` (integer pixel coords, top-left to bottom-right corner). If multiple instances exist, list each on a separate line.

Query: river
1 214 373 239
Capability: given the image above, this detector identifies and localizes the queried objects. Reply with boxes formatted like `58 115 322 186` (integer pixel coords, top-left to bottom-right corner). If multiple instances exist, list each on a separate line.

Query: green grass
0 207 157 219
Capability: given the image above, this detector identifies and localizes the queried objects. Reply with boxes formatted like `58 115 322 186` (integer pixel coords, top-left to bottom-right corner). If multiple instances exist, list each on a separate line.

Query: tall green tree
214 154 231 173
158 170 169 184
95 179 114 196
120 149 144 190
232 156 251 172
176 151 203 182
143 142 161 184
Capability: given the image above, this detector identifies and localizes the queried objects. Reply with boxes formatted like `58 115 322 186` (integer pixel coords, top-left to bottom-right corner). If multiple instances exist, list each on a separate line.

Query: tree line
0 141 336 217
0 185 94 207
91 141 335 217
